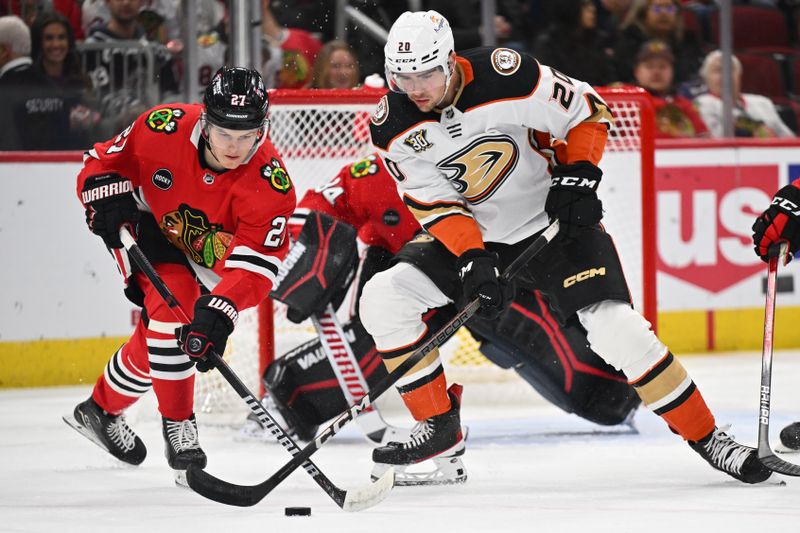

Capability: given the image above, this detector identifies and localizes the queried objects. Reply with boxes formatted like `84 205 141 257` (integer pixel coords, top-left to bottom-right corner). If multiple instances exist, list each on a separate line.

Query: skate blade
372 458 468 486
62 413 112 455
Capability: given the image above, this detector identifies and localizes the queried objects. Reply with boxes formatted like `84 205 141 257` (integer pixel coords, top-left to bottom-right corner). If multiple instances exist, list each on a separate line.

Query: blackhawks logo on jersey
159 204 233 268
348 154 380 179
146 107 185 134
261 158 292 194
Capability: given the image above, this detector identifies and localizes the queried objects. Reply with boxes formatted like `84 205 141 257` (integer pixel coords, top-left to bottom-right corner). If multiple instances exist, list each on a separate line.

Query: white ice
2 351 800 533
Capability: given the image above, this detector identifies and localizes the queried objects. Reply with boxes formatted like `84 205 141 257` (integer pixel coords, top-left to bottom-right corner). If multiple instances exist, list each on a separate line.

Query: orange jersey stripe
565 121 608 165
427 214 484 257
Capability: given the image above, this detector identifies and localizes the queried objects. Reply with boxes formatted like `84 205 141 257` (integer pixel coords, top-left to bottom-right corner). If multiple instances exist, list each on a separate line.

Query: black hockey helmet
203 66 269 130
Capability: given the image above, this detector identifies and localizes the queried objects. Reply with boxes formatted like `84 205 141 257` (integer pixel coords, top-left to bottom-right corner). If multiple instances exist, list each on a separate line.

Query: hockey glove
752 182 800 263
81 173 140 249
457 248 512 319
176 295 239 372
544 162 603 239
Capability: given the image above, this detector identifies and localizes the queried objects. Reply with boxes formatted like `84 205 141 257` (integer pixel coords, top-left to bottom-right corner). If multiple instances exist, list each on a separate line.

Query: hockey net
194 87 656 418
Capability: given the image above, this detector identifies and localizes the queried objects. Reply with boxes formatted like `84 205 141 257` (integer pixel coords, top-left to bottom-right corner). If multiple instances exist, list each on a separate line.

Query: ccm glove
752 182 800 263
544 162 603 238
176 295 238 372
81 173 140 248
457 248 511 319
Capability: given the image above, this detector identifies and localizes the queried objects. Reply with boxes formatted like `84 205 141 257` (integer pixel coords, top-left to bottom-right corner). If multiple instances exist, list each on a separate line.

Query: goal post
194 86 656 417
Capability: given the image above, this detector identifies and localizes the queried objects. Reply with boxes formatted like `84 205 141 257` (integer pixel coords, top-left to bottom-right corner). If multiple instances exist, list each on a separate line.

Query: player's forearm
564 121 608 165
213 269 274 313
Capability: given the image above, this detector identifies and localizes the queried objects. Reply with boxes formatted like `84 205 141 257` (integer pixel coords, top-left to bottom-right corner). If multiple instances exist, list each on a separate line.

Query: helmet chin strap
433 59 456 109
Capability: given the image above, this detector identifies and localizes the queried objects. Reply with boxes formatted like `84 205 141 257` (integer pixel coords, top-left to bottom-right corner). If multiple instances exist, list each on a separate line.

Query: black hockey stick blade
118 227 395 509
186 463 395 510
756 243 800 476
759 453 800 476
182 220 561 506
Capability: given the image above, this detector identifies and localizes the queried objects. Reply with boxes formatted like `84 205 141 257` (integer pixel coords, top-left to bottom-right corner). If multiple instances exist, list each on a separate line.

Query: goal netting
194 87 656 419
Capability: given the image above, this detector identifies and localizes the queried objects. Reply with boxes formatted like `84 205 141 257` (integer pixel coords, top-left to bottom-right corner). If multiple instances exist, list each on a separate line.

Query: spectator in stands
84 0 178 136
694 50 795 137
308 40 360 89
532 0 616 86
261 0 321 89
614 0 704 84
30 11 100 148
0 14 74 150
632 39 709 138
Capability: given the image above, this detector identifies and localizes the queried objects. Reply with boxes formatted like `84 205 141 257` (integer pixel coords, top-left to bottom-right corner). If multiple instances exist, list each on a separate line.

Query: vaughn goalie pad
263 317 387 441
270 211 358 323
467 290 641 426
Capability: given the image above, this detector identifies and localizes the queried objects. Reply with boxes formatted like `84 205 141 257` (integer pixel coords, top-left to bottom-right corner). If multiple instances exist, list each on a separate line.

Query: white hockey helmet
384 10 455 92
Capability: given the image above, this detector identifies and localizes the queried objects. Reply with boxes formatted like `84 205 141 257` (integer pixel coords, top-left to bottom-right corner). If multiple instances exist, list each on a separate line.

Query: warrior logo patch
349 154 380 179
146 107 185 133
491 48 521 76
261 158 292 194
404 129 433 153
151 168 173 190
371 95 388 126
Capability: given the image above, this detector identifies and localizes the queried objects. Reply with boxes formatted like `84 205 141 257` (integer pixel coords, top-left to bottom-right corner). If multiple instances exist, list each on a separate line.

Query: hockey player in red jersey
753 180 800 452
64 66 295 481
361 10 771 484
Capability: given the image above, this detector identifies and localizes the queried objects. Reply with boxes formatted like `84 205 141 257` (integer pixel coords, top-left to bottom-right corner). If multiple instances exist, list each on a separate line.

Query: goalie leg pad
262 318 387 442
469 290 640 426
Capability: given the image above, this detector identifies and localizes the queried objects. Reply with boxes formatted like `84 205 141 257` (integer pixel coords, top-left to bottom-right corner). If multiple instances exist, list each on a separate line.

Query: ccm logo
563 267 606 288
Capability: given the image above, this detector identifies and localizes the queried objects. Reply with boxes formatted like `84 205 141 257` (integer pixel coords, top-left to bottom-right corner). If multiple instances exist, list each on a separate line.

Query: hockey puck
285 507 311 517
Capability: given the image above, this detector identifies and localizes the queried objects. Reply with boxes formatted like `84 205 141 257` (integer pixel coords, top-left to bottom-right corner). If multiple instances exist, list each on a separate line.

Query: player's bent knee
577 300 666 376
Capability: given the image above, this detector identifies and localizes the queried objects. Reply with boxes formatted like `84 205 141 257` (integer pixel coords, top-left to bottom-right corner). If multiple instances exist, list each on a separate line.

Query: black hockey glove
544 162 603 239
752 182 800 264
176 295 238 372
457 248 512 319
81 173 140 249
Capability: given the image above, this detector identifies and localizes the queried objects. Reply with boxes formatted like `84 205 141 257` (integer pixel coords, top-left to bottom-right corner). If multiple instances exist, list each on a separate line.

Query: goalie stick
118 227 395 510
757 242 800 476
184 219 561 507
312 304 408 445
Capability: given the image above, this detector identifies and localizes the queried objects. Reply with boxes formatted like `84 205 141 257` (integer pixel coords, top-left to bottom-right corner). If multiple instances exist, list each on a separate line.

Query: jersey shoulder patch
369 91 437 151
457 47 540 110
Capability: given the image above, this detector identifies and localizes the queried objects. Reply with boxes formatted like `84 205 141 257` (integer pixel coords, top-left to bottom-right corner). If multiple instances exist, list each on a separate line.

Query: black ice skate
162 414 207 486
776 421 800 452
63 397 147 466
371 384 467 486
689 426 772 484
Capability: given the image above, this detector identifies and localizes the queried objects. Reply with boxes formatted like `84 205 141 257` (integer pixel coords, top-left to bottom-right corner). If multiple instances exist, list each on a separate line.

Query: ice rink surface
3 351 800 533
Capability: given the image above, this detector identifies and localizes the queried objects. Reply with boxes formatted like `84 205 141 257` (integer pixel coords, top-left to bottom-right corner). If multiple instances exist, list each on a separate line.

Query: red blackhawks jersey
289 154 420 254
77 103 296 312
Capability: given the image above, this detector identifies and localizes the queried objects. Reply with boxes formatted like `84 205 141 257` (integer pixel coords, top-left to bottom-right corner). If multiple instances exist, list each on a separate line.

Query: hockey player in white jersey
361 10 772 485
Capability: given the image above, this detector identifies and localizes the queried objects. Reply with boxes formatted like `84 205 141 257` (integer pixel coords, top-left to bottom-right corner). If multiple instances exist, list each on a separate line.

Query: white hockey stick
311 304 408 444
757 242 800 476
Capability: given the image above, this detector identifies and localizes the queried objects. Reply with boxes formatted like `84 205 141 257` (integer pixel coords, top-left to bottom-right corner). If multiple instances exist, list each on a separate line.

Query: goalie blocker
266 215 639 438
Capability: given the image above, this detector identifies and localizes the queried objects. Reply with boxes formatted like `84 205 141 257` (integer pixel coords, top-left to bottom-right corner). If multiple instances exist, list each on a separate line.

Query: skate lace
165 418 200 452
106 416 137 453
703 425 750 475
402 419 435 449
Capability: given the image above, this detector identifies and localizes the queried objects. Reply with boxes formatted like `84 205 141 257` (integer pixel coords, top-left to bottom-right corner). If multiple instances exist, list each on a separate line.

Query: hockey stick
118 227 395 510
185 219 561 506
312 304 407 444
757 242 800 476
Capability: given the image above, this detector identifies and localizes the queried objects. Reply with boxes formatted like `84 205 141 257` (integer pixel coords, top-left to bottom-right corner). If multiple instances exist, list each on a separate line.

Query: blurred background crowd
1 0 800 150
